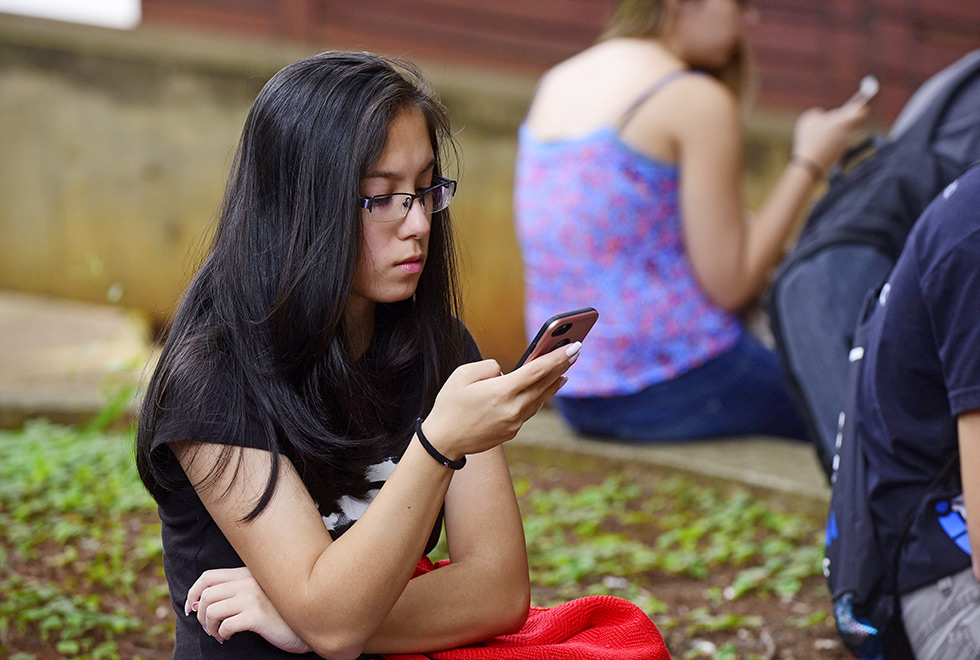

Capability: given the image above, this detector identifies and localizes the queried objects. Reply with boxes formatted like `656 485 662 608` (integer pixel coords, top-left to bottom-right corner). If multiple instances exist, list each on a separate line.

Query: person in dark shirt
136 51 578 659
846 164 980 659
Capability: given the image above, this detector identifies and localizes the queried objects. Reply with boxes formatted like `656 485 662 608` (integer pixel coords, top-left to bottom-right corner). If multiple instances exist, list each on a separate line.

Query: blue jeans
554 332 807 442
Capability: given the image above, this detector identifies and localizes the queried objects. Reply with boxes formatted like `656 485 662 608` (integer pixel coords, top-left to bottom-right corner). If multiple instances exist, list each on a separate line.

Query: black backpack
768 50 980 478
825 289 962 660
823 291 912 660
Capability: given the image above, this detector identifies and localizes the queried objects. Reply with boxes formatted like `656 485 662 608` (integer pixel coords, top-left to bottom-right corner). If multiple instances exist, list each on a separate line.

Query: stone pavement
0 289 829 500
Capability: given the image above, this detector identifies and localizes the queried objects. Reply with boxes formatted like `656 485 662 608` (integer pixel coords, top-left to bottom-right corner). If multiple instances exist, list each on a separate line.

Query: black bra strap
615 69 694 131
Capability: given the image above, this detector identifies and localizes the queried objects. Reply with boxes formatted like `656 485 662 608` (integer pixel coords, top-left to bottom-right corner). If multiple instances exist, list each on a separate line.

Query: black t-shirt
854 166 980 594
150 328 481 659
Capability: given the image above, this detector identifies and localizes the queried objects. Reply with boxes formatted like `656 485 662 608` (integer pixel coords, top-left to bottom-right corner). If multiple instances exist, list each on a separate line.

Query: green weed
520 475 824 601
0 420 166 658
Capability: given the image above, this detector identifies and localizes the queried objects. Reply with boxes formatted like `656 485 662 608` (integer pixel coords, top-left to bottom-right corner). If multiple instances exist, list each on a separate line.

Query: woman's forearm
957 411 980 581
739 160 820 299
364 444 530 653
282 440 460 658
362 557 530 654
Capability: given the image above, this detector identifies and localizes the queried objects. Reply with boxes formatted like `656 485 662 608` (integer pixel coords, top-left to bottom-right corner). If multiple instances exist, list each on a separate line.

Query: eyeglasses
358 176 457 223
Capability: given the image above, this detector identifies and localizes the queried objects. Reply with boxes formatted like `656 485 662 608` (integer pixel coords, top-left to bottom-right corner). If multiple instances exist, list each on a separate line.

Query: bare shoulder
619 73 739 161
527 47 606 110
655 73 740 134
526 43 662 138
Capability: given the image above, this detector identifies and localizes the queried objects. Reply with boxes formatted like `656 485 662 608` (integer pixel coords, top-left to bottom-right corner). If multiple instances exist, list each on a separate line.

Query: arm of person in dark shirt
958 409 980 581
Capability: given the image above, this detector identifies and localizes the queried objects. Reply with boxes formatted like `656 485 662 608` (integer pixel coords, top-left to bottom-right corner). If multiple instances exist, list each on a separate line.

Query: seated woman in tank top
514 0 871 442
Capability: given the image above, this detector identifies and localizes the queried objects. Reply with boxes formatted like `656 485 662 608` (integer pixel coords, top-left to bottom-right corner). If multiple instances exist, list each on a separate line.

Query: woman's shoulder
644 71 737 121
528 44 667 138
625 72 740 147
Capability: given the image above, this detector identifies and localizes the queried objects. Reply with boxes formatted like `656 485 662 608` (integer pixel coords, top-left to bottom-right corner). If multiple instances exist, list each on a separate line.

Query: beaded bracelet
415 417 466 470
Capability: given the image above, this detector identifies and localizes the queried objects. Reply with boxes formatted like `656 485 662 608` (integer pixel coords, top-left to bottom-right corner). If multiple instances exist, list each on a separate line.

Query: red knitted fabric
384 558 671 660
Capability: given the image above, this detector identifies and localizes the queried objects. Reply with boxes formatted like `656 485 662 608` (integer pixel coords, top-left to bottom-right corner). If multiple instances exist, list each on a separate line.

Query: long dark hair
136 51 464 520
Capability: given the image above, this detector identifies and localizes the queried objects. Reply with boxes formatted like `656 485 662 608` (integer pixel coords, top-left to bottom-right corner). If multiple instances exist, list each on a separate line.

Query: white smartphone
515 307 599 370
849 74 880 105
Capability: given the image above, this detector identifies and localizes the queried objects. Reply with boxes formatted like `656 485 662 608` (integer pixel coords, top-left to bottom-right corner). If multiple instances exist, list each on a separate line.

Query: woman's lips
395 256 424 274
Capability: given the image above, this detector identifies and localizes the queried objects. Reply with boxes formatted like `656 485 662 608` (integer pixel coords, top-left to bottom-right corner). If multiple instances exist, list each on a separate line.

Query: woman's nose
400 197 431 238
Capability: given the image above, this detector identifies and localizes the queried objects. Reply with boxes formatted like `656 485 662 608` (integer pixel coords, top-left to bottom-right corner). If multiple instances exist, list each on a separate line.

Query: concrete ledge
0 290 151 428
513 407 830 501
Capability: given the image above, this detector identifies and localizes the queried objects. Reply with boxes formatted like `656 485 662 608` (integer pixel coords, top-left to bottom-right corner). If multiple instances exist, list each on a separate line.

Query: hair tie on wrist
790 154 824 181
415 417 466 470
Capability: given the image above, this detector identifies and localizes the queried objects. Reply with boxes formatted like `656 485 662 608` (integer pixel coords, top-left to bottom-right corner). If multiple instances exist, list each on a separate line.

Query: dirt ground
505 444 848 660
3 444 847 660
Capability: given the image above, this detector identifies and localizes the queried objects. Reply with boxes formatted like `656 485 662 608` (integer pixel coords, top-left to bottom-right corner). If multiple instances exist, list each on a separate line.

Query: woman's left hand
186 567 311 653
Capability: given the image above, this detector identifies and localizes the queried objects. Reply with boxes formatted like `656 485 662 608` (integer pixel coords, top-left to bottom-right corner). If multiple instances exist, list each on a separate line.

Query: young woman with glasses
514 0 872 443
136 51 578 659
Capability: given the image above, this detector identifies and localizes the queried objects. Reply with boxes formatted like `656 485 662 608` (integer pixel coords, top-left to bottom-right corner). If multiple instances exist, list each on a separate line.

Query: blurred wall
0 15 552 364
0 19 253 321
0 14 864 366
137 0 980 127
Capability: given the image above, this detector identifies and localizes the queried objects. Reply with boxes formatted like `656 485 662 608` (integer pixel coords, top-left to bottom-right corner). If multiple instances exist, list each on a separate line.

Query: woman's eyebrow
364 159 435 180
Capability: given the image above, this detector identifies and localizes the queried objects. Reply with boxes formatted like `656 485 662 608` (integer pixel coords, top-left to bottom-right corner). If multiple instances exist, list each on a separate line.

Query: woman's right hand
791 95 871 175
420 342 579 460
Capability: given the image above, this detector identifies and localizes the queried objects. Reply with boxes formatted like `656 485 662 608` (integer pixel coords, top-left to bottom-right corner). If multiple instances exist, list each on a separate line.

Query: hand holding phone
515 307 598 370
421 307 598 457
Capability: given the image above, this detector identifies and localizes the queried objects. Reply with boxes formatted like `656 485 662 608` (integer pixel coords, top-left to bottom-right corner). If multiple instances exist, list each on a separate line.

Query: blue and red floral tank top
514 76 742 397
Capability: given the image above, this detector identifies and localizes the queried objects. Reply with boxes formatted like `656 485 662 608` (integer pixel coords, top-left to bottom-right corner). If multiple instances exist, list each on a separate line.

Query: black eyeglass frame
358 176 457 221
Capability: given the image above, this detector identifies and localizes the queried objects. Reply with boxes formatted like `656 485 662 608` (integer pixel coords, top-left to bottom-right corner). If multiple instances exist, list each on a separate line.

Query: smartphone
515 307 599 369
849 74 880 105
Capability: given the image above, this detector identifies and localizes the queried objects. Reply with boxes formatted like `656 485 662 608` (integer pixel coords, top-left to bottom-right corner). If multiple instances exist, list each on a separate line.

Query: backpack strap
898 51 980 147
614 69 696 131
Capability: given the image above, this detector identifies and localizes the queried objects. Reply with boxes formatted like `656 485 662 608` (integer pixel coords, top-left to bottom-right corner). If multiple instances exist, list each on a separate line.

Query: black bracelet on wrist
415 417 466 470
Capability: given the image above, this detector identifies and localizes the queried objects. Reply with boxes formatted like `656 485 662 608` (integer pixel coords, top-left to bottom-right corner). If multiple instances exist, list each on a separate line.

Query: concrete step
0 290 151 427
513 409 829 501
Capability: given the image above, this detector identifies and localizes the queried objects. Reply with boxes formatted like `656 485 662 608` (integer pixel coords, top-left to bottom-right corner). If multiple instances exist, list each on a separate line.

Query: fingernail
568 352 579 365
565 341 581 357
558 375 569 389
192 601 199 612
184 600 190 616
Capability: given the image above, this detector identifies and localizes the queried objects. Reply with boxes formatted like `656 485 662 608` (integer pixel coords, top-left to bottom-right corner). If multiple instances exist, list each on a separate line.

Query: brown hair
598 0 756 102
